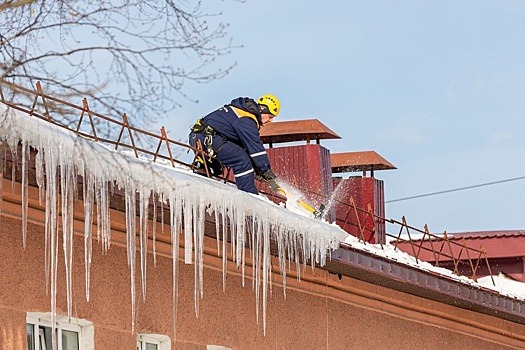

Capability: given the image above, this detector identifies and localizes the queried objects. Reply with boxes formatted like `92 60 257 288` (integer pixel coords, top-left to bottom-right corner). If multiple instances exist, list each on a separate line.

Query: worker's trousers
189 131 258 194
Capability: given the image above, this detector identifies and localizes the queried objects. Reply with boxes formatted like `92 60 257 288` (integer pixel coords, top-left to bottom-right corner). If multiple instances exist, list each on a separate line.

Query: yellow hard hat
258 94 280 116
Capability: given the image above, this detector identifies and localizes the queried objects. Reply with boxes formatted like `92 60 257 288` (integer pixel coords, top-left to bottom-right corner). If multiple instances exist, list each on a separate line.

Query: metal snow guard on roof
393 230 525 262
260 119 340 145
331 151 396 173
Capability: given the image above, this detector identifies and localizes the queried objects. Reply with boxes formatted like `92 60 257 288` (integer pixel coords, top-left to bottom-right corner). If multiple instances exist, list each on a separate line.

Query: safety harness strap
191 118 217 136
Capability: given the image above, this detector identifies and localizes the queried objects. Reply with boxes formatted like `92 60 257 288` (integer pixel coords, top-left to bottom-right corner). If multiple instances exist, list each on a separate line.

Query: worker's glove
255 169 287 198
267 178 287 199
256 169 276 181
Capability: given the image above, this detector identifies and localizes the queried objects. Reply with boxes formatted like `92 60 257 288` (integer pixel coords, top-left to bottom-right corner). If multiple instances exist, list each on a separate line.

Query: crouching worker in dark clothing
189 94 287 199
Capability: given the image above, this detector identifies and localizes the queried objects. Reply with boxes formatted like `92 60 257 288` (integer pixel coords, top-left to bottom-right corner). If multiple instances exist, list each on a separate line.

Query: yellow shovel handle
296 199 317 214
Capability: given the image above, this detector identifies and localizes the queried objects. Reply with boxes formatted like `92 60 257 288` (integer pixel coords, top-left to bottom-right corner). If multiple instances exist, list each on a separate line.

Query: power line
386 176 525 204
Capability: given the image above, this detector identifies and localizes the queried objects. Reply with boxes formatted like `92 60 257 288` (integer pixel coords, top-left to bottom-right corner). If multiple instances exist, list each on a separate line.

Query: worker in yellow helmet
189 94 286 198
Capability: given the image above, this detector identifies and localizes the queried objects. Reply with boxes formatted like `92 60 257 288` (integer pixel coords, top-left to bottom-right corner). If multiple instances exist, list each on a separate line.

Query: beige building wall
1 181 524 349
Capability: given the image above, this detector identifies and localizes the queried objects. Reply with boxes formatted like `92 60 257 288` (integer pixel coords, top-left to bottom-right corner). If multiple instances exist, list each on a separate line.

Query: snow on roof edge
0 103 350 334
1 102 523 323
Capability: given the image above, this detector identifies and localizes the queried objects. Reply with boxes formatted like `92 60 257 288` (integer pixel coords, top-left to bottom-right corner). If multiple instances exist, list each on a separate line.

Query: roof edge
325 244 525 324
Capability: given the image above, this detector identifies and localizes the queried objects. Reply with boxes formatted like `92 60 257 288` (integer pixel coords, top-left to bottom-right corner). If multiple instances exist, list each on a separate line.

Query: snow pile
0 103 348 334
343 235 525 301
478 274 525 300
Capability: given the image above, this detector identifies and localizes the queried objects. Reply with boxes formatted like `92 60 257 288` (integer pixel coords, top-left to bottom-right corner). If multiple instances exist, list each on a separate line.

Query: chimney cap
260 119 340 144
331 151 396 173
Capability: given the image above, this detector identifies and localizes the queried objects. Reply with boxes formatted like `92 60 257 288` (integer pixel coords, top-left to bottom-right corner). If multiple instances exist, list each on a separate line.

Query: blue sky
160 1 525 234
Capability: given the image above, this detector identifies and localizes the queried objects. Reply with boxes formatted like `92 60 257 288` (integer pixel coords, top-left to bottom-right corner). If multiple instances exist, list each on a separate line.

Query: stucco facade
1 178 524 349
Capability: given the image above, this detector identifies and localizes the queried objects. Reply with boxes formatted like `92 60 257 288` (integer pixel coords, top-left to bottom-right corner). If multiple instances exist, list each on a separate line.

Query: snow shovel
296 199 326 219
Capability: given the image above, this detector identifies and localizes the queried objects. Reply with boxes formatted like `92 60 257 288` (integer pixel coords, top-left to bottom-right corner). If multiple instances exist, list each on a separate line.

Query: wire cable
386 176 525 204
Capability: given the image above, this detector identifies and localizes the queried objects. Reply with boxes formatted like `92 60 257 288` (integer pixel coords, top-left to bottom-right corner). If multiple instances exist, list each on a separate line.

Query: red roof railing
283 179 494 284
0 81 495 284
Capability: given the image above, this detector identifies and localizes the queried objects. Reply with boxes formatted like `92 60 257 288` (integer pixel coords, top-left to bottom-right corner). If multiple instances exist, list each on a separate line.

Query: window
137 333 171 350
26 313 94 350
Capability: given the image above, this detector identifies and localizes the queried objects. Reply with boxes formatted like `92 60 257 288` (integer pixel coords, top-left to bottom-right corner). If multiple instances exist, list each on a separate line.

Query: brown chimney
331 151 396 244
260 119 340 218
260 120 396 245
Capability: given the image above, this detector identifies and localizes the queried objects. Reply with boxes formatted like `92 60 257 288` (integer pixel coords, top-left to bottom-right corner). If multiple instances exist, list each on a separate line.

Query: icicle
35 147 45 205
95 181 101 245
124 179 137 332
60 162 76 319
275 228 287 297
262 217 271 336
235 207 244 266
43 144 58 299
83 172 94 302
10 144 16 193
197 198 205 301
183 197 193 264
152 193 157 267
100 179 111 253
169 190 181 339
215 209 220 255
94 177 111 254
158 193 166 268
43 153 50 293
294 233 301 284
241 219 250 287
160 192 165 246
251 215 257 291
41 141 60 350
192 197 200 317
20 142 29 247
254 215 263 327
222 204 228 292
229 205 236 264
139 188 150 302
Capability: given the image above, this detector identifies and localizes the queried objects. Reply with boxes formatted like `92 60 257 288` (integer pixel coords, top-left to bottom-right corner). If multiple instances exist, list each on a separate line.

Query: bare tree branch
0 0 240 135
0 0 36 11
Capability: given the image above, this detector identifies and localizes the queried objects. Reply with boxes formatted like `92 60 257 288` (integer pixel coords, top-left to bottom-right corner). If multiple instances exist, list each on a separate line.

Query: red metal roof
448 230 525 239
393 230 525 261
396 230 525 242
331 151 396 173
260 119 340 145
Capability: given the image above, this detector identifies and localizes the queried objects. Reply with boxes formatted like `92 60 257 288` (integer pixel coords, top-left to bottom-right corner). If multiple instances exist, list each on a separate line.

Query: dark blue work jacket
201 97 271 173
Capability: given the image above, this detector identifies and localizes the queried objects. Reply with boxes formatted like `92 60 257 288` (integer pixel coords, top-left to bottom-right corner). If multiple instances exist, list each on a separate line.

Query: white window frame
137 333 171 350
26 312 94 350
